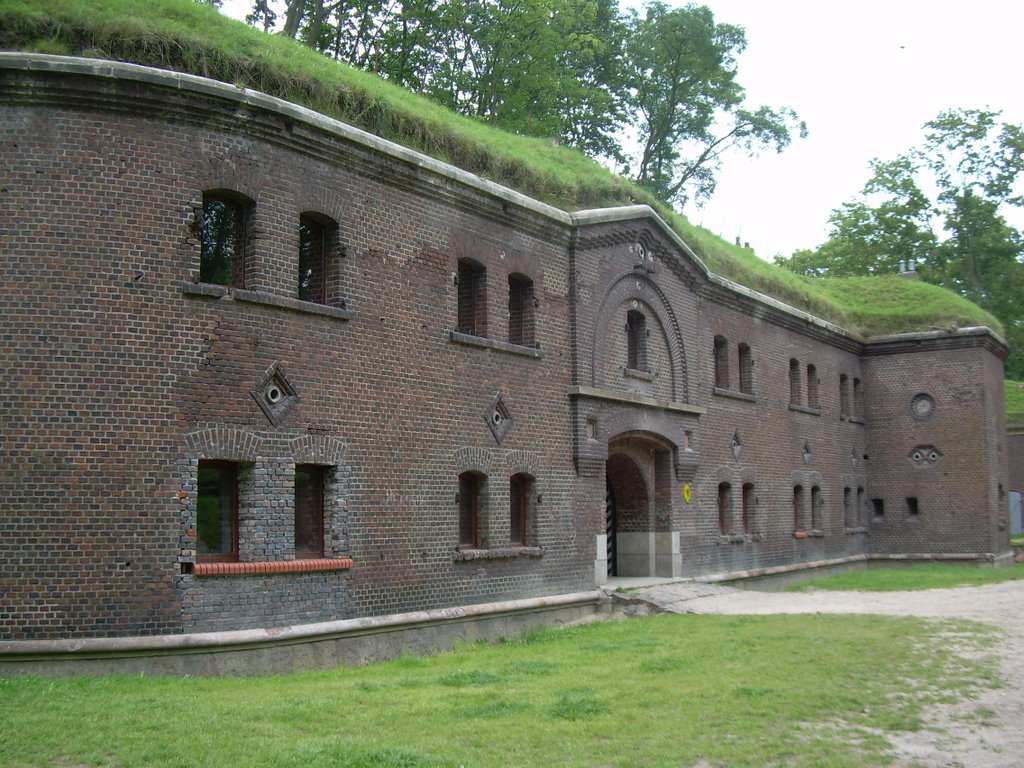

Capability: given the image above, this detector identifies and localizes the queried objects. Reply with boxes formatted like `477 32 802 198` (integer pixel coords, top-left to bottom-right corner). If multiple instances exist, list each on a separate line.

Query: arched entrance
605 434 675 578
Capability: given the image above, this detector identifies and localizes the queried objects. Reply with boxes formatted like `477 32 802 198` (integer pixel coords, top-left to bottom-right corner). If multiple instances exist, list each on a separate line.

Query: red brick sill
183 558 353 576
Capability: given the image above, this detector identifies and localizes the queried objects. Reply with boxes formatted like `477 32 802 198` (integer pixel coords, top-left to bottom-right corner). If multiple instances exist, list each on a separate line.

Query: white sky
218 0 1024 260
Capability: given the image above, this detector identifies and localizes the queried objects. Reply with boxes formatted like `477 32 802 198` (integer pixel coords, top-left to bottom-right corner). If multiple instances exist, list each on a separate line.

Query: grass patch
788 563 1024 592
0 613 999 767
1007 379 1024 426
0 0 1003 345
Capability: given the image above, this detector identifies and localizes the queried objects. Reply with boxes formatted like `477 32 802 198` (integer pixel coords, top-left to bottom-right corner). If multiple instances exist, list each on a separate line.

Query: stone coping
0 591 604 657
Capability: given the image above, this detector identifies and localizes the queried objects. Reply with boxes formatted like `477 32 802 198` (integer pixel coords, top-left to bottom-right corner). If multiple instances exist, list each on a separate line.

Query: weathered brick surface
0 57 1010 642
1010 431 1024 495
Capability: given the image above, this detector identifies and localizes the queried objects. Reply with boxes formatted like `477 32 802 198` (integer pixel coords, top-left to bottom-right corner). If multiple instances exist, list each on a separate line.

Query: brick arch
591 273 689 402
194 156 267 204
293 188 349 228
454 446 494 475
184 427 263 461
289 434 347 465
505 449 541 477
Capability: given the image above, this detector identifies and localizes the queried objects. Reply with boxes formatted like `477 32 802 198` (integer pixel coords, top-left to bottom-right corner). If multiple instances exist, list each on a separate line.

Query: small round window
911 393 935 420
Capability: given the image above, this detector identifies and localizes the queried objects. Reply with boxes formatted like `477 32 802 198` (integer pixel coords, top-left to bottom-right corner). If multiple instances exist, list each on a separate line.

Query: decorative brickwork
0 55 1011 648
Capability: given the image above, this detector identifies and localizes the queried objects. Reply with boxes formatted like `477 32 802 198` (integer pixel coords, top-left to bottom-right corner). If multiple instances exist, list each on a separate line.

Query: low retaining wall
0 591 606 677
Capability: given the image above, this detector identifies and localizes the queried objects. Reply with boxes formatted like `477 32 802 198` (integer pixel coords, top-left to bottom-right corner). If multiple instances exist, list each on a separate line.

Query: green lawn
788 563 1024 592
0 613 998 767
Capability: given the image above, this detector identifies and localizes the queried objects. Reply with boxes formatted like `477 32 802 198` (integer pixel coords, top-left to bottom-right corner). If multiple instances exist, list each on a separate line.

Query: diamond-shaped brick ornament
251 363 299 425
485 392 513 444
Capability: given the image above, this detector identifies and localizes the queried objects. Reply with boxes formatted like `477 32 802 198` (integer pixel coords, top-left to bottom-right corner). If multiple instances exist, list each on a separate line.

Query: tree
622 2 805 207
253 0 801 184
777 109 1024 377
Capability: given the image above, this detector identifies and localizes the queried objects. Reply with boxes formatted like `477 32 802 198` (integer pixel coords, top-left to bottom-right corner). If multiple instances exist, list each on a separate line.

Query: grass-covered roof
0 0 1003 340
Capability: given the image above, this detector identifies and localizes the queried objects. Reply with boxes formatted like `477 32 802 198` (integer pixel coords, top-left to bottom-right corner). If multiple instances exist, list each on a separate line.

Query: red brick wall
0 57 1010 641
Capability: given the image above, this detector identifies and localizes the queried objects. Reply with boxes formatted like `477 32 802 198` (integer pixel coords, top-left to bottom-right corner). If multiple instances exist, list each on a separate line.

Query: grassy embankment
0 0 1002 340
1007 379 1024 425
788 563 1024 592
0 613 1000 767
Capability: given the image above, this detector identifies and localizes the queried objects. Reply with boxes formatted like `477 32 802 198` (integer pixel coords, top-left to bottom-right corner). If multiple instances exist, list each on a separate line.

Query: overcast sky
218 0 1024 260
683 0 1024 259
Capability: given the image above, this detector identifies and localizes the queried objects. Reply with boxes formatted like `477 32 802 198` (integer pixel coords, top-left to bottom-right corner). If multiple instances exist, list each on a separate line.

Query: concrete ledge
0 590 605 677
448 330 544 358
568 385 705 415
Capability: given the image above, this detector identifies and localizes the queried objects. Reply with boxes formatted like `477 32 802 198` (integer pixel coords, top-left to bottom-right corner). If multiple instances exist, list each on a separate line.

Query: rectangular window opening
510 473 533 545
457 260 487 337
295 464 326 558
298 215 331 305
508 275 535 347
872 498 885 520
197 460 239 562
459 472 481 547
200 193 248 288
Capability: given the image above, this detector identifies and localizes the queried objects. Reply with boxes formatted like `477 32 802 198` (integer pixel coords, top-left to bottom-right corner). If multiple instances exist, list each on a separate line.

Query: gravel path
624 580 1024 767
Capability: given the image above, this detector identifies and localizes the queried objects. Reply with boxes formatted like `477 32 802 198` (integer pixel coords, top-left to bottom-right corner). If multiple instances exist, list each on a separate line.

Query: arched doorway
605 435 673 577
605 452 648 577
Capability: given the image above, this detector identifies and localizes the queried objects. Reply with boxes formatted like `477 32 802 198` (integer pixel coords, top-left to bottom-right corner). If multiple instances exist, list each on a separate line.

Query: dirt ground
625 579 1024 767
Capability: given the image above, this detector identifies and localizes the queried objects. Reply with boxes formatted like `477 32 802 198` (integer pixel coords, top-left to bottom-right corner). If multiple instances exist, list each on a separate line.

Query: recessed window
806 364 819 409
459 471 484 548
510 473 534 545
196 460 239 562
718 482 732 534
810 485 822 529
872 498 885 521
906 497 919 517
789 359 802 406
738 343 753 395
626 310 648 372
839 374 850 417
793 484 804 531
200 191 250 287
294 465 325 558
508 274 535 347
298 213 336 305
713 335 730 389
457 259 487 337
843 487 852 527
741 483 755 534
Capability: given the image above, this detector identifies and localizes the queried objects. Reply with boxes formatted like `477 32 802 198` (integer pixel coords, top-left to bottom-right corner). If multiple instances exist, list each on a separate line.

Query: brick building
0 55 1011 662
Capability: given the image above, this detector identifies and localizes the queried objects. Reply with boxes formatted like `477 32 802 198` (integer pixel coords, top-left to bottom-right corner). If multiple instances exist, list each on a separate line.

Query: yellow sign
682 483 692 504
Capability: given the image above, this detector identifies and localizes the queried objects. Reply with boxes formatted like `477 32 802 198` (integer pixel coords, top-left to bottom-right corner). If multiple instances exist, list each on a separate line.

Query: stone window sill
183 282 352 321
183 558 353 576
845 526 869 535
712 387 756 403
793 530 823 539
788 403 822 416
448 330 543 359
716 533 762 544
623 367 654 382
454 546 543 561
